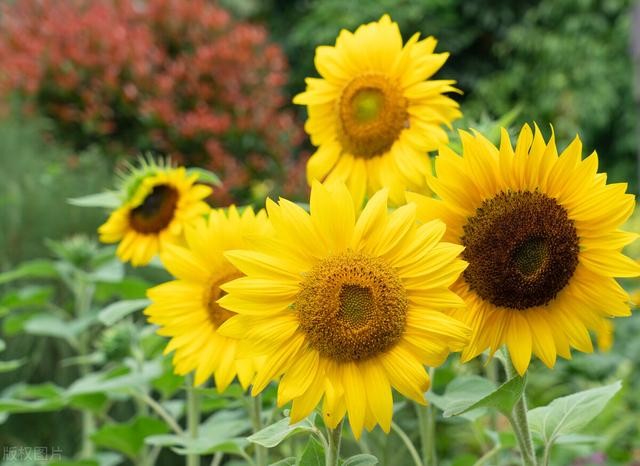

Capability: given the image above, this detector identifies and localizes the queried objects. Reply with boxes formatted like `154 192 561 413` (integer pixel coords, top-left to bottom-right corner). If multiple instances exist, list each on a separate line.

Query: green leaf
248 414 317 448
0 358 24 373
91 416 168 459
146 410 251 456
528 380 622 447
0 259 58 284
0 383 66 413
270 458 296 466
0 339 5 352
67 191 122 208
430 374 526 418
187 167 222 187
341 454 379 465
67 361 163 396
456 375 526 416
98 299 150 326
68 393 109 412
299 436 324 466
427 375 496 420
89 259 125 283
23 314 77 345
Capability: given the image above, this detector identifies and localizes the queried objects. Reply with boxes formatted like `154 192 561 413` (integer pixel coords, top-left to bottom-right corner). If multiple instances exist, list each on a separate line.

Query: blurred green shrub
0 0 306 204
0 114 111 268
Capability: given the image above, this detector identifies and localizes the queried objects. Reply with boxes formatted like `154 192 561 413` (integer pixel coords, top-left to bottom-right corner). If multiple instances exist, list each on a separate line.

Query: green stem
326 419 344 466
249 394 267 466
416 367 437 466
186 376 200 466
503 354 537 466
391 421 424 466
75 280 96 458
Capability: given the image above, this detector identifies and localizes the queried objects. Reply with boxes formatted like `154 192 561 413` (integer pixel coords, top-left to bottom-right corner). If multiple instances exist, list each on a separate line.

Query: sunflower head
98 158 212 266
293 14 461 207
217 181 470 438
145 206 270 390
409 124 640 374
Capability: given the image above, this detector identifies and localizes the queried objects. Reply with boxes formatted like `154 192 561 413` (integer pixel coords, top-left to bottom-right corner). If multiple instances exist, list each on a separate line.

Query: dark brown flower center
295 251 407 362
338 73 408 159
461 190 579 310
204 271 241 328
129 184 179 234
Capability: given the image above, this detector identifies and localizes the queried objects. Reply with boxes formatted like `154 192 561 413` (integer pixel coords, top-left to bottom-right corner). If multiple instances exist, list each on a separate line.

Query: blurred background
1 1 639 465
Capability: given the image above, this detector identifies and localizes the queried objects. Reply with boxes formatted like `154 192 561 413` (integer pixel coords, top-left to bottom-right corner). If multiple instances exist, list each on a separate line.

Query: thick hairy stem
326 419 344 466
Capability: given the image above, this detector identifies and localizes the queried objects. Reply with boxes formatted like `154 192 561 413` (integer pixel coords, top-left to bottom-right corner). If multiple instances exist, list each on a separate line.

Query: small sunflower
145 206 270 390
293 14 461 206
409 124 640 374
216 181 470 437
98 161 212 266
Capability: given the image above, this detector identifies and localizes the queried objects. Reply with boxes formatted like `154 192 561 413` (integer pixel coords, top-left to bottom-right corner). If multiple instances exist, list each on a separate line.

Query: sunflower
216 181 470 437
293 14 461 207
408 124 640 374
98 164 211 266
145 206 270 390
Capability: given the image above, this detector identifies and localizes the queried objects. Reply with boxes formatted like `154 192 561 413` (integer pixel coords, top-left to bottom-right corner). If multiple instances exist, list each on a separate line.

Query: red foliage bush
0 0 304 203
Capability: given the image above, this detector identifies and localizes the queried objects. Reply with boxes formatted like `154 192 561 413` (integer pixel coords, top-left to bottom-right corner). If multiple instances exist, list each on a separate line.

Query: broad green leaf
98 299 150 326
0 358 24 373
51 452 122 466
528 380 622 447
0 339 5 352
270 458 296 466
0 383 66 413
427 375 496 420
23 314 77 345
299 436 324 466
342 454 379 465
67 361 163 396
68 393 109 412
0 259 58 284
146 411 250 455
187 167 222 187
67 191 122 208
89 259 125 283
0 285 54 312
91 416 168 459
248 414 317 448
452 375 527 417
173 437 249 456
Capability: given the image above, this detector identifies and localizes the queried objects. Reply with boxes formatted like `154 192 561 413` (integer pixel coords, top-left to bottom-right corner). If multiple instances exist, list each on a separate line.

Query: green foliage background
1 1 640 465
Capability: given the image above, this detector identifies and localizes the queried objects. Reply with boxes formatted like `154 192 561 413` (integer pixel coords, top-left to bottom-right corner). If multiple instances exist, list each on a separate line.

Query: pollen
461 190 579 310
338 73 408 159
295 251 407 362
129 184 179 234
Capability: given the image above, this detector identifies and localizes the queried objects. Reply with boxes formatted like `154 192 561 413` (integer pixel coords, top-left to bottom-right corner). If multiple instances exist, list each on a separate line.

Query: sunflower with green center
293 14 461 206
216 181 470 437
409 124 640 374
145 206 270 390
98 162 212 266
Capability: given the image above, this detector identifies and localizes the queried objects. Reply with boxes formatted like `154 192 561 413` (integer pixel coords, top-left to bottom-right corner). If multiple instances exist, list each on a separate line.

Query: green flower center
338 73 408 159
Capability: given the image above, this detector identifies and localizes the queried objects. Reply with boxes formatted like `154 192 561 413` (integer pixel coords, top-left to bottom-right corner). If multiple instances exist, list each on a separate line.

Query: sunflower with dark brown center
294 15 461 207
98 166 211 266
145 206 270 390
409 124 640 374
216 181 470 438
